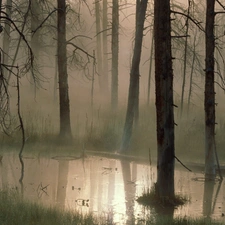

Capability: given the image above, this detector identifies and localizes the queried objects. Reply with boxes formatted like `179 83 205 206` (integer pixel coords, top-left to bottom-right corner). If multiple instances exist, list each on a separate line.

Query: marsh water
0 151 225 224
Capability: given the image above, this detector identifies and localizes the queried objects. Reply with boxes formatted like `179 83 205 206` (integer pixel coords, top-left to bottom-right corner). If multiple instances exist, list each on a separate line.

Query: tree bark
111 0 119 110
57 0 72 139
204 0 216 179
154 0 175 198
120 0 148 152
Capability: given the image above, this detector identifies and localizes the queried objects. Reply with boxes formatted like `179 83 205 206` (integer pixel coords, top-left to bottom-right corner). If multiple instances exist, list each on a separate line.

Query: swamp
1 0 225 224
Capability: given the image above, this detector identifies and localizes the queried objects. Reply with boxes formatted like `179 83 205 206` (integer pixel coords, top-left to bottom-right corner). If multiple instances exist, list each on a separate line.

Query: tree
30 0 41 93
57 0 72 139
111 0 119 110
180 0 191 116
147 33 154 106
2 0 12 78
102 0 109 96
154 0 175 199
94 0 104 95
204 0 216 179
120 0 148 152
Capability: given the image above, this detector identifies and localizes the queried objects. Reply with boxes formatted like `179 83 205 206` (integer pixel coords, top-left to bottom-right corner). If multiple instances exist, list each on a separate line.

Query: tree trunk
57 0 72 139
31 0 40 61
204 0 216 179
120 0 148 152
2 0 12 78
180 0 191 116
147 33 154 106
134 0 140 125
188 31 197 112
94 0 103 94
154 0 175 199
102 0 109 96
111 0 119 110
30 0 40 94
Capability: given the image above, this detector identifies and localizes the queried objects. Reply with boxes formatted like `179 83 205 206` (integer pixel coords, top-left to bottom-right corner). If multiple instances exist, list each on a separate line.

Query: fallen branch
174 155 192 172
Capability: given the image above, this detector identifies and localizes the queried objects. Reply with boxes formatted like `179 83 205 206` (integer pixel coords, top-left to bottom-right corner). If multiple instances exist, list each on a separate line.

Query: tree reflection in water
121 160 137 224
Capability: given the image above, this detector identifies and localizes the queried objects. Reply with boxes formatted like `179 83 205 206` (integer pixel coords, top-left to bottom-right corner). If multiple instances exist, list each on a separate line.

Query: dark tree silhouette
111 0 119 110
204 0 216 179
94 0 104 95
57 0 72 139
154 0 175 199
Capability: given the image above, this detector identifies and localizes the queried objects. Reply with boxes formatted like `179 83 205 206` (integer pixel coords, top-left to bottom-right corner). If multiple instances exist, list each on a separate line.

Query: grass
1 101 225 163
136 186 224 225
0 189 223 225
0 189 113 225
144 216 224 225
137 184 188 208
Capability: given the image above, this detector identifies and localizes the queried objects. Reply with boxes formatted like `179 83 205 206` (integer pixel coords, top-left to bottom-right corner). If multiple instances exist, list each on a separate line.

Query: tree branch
66 41 94 59
171 10 204 32
32 8 58 35
174 155 192 172
216 0 225 10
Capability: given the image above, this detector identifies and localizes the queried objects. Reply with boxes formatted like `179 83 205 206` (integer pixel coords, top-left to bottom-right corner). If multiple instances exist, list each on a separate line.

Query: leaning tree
120 0 148 152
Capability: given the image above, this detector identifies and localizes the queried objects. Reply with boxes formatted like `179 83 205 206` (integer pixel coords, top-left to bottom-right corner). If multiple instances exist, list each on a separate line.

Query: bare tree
57 0 72 139
154 0 175 199
94 0 104 94
204 0 216 179
120 0 148 152
111 0 119 110
102 0 109 96
2 0 12 78
180 0 191 116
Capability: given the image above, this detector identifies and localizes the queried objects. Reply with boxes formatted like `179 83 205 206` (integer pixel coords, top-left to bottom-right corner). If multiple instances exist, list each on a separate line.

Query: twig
174 155 192 172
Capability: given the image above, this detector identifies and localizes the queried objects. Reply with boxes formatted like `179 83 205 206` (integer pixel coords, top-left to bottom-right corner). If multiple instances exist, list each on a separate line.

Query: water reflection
203 178 223 219
56 160 69 209
0 152 224 224
121 160 136 223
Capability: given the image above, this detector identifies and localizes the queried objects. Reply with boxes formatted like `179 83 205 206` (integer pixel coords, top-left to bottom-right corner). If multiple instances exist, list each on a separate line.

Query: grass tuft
137 184 187 208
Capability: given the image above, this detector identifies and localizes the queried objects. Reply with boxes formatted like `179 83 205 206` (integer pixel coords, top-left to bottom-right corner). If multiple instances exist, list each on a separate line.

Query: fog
1 0 225 224
1 0 225 156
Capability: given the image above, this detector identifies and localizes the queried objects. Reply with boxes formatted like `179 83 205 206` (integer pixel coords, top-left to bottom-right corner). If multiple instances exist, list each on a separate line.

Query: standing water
0 151 224 224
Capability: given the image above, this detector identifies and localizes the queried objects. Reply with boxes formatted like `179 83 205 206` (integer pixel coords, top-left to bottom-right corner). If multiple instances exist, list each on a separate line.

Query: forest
0 0 225 224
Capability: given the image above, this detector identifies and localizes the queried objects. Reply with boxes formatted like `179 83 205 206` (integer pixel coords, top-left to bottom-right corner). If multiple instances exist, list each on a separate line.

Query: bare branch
171 10 204 32
32 8 58 35
216 0 225 10
66 41 94 59
67 35 92 43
